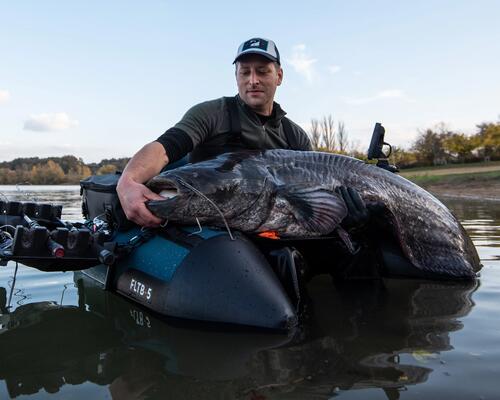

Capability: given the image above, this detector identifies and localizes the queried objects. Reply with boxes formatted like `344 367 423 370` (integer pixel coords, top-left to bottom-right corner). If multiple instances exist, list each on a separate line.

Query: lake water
0 186 499 399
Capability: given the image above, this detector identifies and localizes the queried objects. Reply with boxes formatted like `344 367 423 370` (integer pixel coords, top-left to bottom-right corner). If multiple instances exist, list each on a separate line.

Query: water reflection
0 271 477 399
248 277 478 399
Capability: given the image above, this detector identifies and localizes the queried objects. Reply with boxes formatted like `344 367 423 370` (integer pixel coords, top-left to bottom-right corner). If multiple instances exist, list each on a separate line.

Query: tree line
308 116 500 168
0 118 499 184
0 155 129 185
390 121 500 168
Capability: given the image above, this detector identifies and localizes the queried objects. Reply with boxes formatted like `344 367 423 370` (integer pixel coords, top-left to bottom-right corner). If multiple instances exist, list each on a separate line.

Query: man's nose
249 70 260 85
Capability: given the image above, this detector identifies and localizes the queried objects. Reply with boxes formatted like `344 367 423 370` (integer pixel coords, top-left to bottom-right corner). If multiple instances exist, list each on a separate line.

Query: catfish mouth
159 186 179 199
148 176 186 201
146 177 188 218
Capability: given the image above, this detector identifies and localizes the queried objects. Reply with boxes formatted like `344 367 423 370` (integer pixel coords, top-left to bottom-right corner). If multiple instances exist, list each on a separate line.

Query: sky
1 0 499 162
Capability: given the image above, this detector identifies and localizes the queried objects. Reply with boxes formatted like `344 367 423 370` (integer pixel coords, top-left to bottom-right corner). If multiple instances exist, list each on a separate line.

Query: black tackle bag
80 172 134 231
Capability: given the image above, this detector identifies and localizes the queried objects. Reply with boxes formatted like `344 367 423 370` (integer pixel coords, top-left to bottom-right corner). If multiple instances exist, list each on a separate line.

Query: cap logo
234 38 280 64
242 38 269 52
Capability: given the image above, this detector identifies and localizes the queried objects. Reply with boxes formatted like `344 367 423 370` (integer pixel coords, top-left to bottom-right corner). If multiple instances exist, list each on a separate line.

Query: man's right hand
117 177 164 227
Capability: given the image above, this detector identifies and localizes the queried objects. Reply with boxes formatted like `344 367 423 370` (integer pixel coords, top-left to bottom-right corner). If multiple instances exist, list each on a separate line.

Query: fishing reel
367 123 399 173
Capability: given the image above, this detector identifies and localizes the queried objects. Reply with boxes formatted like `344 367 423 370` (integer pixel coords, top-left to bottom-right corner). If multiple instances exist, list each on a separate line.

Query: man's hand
338 186 369 232
116 141 169 227
117 177 164 227
337 186 387 233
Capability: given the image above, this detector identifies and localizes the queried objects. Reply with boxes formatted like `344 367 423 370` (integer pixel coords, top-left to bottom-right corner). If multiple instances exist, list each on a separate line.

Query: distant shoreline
425 182 500 202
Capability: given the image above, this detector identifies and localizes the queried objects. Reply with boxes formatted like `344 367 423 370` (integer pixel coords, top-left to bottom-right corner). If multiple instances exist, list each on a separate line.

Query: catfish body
147 150 481 279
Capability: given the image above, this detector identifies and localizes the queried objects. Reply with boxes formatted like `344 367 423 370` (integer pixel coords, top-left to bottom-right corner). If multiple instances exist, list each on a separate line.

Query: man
117 37 312 227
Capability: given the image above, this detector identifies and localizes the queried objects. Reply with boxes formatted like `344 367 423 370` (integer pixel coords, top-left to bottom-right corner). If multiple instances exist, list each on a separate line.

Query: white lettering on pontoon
129 278 153 301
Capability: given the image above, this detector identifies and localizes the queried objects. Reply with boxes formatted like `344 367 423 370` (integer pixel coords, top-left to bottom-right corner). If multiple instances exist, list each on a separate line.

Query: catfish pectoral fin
277 184 347 235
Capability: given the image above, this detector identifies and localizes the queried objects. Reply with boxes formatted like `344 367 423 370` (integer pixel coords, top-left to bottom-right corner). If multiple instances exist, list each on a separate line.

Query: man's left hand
337 186 371 233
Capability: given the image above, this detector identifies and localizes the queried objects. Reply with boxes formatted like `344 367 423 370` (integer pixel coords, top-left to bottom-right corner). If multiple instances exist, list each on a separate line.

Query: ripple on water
1 264 76 310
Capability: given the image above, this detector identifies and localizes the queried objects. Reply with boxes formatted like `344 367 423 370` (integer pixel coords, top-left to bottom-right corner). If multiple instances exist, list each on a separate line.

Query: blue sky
1 0 499 162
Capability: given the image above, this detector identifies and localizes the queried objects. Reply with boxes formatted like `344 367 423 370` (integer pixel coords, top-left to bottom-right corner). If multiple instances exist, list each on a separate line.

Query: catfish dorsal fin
277 184 347 235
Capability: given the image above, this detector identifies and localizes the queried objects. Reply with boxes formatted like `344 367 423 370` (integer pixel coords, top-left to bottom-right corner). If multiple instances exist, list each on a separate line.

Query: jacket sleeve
155 99 223 163
155 127 193 163
287 119 313 151
297 128 313 150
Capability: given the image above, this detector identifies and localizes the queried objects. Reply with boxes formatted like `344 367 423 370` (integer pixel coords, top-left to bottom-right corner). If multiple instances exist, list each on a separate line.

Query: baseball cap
233 38 281 65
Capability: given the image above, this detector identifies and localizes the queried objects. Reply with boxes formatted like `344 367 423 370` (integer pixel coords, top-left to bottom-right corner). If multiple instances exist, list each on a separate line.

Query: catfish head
146 154 274 230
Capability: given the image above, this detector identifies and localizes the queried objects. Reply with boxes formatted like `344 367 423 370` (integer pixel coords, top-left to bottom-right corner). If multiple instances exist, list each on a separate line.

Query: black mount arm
367 123 399 173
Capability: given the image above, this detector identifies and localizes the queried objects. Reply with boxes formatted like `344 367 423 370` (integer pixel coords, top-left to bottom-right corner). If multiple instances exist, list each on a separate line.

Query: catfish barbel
146 150 481 279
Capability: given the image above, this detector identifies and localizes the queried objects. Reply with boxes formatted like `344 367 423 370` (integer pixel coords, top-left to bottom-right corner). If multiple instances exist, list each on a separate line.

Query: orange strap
257 231 280 240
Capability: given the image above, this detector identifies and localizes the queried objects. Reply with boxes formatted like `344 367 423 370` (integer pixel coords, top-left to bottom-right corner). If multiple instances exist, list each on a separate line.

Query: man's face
236 54 283 115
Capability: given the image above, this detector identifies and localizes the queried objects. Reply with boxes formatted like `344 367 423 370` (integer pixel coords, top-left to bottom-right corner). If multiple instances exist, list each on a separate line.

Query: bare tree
309 118 321 150
321 114 336 151
337 121 348 153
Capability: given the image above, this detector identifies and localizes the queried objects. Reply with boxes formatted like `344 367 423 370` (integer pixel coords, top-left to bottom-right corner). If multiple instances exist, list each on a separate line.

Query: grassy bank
399 162 500 200
400 160 500 174
404 170 500 187
400 162 500 187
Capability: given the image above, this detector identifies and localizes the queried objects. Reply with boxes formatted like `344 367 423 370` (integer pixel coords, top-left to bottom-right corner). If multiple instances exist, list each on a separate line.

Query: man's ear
277 67 283 86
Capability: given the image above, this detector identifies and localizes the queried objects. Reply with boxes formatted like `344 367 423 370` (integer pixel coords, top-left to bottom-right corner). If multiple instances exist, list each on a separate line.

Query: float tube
0 198 299 331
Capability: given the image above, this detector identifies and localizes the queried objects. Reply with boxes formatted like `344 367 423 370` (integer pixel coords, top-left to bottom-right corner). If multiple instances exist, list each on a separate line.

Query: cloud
0 89 10 104
286 44 317 82
328 65 341 74
345 89 412 105
23 112 79 132
378 89 405 98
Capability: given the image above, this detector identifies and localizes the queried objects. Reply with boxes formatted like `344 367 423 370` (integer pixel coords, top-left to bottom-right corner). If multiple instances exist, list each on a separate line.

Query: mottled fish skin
147 150 481 279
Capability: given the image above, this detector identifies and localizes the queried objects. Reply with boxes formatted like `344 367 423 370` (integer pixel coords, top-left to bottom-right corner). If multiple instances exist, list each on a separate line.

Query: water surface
0 186 499 399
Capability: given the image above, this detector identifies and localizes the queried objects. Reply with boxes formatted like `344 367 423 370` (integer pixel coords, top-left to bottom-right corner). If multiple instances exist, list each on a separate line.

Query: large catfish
146 150 481 279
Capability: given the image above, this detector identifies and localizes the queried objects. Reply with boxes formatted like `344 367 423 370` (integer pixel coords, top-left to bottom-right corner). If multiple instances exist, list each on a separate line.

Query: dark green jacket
156 95 312 163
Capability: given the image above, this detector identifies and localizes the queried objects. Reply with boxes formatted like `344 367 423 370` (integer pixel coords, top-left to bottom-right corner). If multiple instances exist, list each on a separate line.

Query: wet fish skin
146 150 481 279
